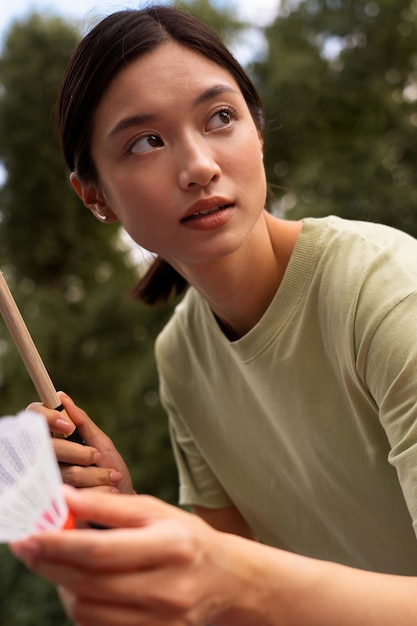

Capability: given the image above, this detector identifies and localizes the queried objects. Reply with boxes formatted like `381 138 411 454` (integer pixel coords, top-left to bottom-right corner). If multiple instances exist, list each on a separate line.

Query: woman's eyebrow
192 84 238 108
109 113 161 138
108 84 237 138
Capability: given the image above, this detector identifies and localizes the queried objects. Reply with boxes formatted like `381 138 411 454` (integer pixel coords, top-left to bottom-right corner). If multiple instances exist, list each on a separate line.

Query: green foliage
176 0 246 43
255 0 417 236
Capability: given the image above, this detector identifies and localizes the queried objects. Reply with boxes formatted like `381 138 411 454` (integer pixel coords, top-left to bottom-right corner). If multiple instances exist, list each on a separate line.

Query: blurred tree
254 0 417 235
177 0 246 42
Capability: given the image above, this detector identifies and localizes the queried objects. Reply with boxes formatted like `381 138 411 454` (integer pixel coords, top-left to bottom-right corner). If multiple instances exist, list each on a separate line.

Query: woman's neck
173 213 303 340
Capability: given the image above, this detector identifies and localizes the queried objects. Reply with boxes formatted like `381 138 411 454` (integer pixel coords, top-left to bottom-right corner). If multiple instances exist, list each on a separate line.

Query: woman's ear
69 172 118 223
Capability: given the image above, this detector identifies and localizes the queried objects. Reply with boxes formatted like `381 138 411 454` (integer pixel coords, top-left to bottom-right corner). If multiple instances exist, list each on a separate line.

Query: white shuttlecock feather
0 410 74 542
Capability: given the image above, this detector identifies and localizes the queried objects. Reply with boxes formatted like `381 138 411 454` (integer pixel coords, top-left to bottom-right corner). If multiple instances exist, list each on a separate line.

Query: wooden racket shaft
0 272 84 444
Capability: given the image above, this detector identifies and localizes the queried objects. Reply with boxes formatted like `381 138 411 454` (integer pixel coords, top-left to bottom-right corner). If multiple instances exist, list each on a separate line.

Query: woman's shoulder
304 214 417 251
301 215 417 329
300 215 417 276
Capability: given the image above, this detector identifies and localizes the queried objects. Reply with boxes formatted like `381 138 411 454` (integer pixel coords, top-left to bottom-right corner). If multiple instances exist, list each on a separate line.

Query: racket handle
66 428 86 445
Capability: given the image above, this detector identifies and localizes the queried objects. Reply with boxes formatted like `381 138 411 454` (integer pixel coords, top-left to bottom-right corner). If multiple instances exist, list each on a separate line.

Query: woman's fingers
60 465 122 490
27 522 194 572
51 439 123 489
16 488 199 567
26 402 114 488
63 488 181 530
57 393 112 450
52 436 98 465
10 489 231 626
61 593 148 626
58 394 133 494
27 393 133 493
26 401 75 436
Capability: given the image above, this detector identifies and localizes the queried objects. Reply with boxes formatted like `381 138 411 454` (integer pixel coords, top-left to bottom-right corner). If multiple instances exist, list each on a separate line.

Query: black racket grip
54 403 85 445
66 427 86 445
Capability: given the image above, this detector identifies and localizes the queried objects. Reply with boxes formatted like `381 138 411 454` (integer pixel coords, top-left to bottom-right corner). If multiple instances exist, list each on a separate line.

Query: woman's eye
130 134 164 154
206 108 235 131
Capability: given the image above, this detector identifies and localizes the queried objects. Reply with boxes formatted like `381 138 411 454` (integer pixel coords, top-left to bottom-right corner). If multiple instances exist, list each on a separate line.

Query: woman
11 5 417 625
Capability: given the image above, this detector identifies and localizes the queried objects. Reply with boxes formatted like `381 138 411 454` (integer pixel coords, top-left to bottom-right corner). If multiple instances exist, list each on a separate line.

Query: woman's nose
177 137 221 189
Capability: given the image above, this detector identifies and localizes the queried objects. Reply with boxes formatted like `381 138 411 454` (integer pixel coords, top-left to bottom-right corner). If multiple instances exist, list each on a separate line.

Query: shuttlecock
0 410 74 542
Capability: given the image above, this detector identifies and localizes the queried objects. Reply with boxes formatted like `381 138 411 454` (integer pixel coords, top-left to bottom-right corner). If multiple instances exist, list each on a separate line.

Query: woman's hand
10 487 238 626
12 488 417 626
27 392 133 494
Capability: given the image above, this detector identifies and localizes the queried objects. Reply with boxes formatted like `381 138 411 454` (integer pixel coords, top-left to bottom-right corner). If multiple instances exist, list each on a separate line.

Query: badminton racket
0 271 83 443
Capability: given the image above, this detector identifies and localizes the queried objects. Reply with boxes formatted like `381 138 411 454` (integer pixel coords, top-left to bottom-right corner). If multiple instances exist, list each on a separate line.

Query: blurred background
0 0 416 623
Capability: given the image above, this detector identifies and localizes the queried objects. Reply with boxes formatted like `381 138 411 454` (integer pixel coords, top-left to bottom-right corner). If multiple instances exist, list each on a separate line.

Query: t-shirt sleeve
358 288 417 536
160 381 232 509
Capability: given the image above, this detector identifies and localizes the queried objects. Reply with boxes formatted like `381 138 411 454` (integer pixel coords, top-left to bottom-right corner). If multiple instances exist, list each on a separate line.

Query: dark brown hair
57 5 264 304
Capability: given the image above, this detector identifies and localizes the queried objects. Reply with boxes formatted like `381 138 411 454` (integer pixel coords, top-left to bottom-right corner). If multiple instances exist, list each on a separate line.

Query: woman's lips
182 203 233 222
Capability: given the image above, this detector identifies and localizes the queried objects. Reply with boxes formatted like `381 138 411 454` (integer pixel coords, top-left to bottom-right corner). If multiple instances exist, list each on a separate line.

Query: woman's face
78 41 266 271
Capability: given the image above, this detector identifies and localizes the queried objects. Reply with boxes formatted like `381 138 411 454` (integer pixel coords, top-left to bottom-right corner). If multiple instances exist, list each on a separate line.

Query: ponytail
131 258 188 305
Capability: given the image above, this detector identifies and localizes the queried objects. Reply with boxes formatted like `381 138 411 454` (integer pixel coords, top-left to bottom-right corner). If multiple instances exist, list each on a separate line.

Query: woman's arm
10 488 417 626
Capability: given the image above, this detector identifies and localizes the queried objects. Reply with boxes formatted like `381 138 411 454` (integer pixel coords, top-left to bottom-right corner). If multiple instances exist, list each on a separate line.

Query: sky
0 0 281 50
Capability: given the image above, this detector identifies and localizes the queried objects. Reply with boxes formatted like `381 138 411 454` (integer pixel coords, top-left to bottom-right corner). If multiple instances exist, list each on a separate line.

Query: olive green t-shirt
156 216 417 575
